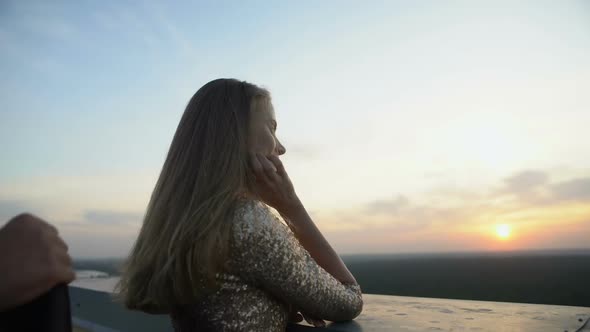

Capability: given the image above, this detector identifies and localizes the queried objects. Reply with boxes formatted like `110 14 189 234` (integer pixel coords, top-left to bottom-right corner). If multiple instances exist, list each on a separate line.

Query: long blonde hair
114 78 271 313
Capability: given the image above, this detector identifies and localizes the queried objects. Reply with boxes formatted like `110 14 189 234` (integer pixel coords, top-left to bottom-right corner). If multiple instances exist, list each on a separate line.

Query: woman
115 78 363 331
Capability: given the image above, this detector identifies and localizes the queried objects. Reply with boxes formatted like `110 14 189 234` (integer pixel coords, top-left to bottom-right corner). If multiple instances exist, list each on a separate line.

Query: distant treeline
74 251 590 307
343 252 590 307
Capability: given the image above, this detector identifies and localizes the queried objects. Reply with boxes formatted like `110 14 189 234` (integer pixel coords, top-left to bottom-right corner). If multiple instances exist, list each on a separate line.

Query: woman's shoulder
233 199 271 225
232 199 287 239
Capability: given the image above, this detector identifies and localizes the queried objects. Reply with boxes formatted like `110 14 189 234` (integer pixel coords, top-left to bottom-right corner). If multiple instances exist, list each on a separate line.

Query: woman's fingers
303 314 326 328
289 312 303 323
287 304 303 323
267 155 287 177
256 154 281 183
249 152 263 174
250 152 271 184
257 153 277 173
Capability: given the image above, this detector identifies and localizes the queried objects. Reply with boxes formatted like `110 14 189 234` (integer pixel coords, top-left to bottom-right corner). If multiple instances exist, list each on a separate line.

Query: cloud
502 170 549 193
497 170 590 205
318 195 468 235
361 191 484 229
364 195 410 215
550 177 590 202
4 168 589 257
318 169 590 252
0 202 142 259
56 210 144 257
83 210 143 225
60 228 136 259
0 199 53 227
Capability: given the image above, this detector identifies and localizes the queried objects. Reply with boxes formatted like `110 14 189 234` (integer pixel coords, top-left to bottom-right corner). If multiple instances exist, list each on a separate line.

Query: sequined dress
169 199 363 331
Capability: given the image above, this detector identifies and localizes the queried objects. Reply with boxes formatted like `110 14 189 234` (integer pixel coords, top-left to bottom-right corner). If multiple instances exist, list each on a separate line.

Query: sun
495 224 511 240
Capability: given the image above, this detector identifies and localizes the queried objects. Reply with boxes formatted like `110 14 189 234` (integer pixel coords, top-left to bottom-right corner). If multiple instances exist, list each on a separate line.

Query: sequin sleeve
231 200 363 322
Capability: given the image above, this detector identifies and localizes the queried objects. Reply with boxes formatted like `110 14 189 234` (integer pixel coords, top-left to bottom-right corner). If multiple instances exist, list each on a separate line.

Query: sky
1 0 589 258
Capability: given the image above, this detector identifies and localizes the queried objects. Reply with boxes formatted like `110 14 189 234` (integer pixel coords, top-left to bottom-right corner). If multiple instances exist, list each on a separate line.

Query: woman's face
248 101 286 157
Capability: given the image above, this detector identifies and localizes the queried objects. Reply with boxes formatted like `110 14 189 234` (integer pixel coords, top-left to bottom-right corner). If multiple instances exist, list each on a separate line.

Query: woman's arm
231 201 362 322
250 153 357 285
279 204 357 285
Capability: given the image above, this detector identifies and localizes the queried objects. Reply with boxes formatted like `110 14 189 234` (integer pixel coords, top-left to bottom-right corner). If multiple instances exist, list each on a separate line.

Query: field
343 250 590 307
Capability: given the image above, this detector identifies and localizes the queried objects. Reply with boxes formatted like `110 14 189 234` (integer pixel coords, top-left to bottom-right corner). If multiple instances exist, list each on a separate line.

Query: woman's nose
277 141 286 155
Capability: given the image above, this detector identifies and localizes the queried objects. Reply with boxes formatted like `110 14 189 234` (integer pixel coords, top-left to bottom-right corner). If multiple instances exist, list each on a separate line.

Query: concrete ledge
69 286 590 331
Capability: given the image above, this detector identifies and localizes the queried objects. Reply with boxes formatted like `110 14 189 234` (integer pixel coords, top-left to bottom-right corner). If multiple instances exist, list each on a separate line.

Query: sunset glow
496 224 512 240
1 1 589 257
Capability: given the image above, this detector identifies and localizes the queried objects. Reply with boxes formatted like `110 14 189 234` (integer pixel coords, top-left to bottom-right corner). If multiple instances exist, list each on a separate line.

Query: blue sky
1 0 589 257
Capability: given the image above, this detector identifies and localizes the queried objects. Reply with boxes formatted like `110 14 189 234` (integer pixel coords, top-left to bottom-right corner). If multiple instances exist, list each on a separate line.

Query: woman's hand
250 153 302 215
287 304 303 323
287 304 326 328
302 313 327 328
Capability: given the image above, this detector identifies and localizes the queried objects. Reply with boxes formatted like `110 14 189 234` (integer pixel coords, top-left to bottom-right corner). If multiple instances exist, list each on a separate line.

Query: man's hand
0 213 75 311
